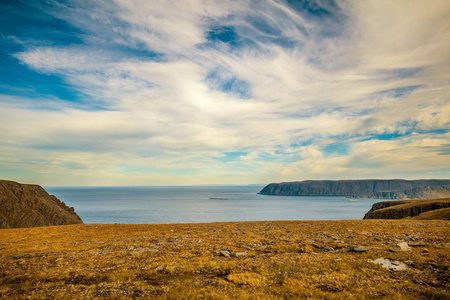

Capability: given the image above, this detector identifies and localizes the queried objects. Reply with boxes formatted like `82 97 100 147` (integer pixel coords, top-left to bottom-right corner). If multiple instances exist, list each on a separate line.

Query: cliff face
0 180 83 228
363 198 450 220
355 185 450 200
258 179 450 196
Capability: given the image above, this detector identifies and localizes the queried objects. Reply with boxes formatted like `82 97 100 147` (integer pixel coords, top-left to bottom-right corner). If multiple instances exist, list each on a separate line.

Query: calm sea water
45 185 382 224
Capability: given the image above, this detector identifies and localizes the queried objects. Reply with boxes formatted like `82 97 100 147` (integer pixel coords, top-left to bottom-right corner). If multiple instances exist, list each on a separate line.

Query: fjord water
46 185 382 224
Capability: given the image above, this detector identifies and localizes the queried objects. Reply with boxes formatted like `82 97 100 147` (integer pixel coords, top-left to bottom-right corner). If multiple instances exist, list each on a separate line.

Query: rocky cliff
0 180 83 228
355 185 450 200
363 198 450 220
258 179 450 196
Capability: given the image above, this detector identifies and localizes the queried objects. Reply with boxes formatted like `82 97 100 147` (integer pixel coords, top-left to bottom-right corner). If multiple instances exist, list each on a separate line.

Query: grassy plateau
0 220 449 299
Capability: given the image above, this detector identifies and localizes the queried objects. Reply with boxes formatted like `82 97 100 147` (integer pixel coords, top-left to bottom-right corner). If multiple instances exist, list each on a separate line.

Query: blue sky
0 0 449 186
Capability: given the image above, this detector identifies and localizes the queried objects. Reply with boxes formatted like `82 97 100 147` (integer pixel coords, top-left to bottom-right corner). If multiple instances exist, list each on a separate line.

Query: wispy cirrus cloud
0 0 449 185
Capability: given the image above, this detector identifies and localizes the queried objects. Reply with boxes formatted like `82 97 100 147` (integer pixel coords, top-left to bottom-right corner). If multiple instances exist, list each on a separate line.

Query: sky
0 0 449 186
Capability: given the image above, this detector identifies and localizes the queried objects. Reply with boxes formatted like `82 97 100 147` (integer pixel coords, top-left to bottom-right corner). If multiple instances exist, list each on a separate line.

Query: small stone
155 266 165 272
230 252 247 257
405 260 415 266
130 248 147 256
349 246 370 252
14 253 27 259
219 250 230 257
408 241 427 247
389 242 411 252
371 258 407 271
322 246 335 252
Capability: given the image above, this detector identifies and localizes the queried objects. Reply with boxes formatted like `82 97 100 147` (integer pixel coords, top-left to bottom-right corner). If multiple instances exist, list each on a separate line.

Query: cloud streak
0 0 449 185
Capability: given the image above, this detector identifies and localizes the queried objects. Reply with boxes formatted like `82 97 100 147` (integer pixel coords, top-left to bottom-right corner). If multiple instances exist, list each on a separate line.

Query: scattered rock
349 246 370 253
230 252 247 257
14 253 27 259
321 246 335 252
404 260 415 266
155 266 165 272
371 258 407 271
219 250 230 257
389 242 411 252
408 241 427 247
130 248 146 256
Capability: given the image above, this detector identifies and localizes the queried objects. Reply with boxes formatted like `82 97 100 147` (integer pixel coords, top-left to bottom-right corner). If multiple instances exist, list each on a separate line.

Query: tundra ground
0 220 449 299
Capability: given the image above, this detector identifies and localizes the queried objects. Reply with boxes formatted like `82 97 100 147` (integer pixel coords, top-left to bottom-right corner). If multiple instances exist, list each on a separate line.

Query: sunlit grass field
0 220 449 299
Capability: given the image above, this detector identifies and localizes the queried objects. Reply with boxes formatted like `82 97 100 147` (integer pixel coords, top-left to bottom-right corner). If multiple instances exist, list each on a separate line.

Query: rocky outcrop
258 179 450 196
354 185 450 200
0 180 83 228
363 198 450 220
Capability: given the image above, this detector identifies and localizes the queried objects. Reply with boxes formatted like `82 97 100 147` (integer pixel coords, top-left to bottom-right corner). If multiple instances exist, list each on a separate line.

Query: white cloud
1 0 449 185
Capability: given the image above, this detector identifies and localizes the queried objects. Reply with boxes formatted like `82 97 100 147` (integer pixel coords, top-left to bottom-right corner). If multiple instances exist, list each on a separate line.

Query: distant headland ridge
259 179 450 199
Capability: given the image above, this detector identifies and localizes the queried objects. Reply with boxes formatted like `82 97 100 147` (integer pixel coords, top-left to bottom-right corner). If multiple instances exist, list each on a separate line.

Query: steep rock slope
259 179 450 196
0 180 83 228
363 198 450 220
355 185 450 200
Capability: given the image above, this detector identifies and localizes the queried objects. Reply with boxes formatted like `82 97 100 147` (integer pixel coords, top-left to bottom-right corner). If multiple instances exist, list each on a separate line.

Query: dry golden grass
412 207 450 220
0 220 449 299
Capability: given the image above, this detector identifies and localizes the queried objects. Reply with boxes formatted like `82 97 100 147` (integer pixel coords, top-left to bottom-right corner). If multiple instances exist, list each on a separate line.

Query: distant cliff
258 179 450 196
355 185 450 200
0 180 83 228
363 198 450 220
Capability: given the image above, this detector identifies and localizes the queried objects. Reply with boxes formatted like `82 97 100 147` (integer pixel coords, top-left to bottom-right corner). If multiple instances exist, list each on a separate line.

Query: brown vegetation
364 198 450 220
0 220 449 299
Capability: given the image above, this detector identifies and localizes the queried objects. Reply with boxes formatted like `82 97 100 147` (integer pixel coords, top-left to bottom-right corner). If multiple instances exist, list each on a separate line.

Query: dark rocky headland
363 198 450 220
259 179 450 198
0 179 83 228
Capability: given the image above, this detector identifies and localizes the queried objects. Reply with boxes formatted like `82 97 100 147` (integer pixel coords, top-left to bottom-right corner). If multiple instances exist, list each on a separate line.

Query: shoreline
1 216 447 229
